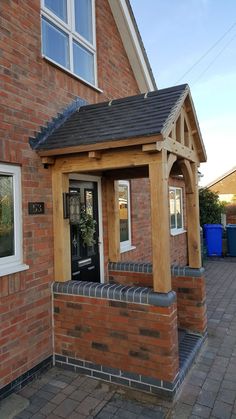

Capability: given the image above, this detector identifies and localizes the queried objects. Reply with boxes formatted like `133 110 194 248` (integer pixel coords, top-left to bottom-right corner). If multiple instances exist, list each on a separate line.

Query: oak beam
180 110 185 145
38 134 162 157
143 139 199 162
186 163 202 268
165 137 199 162
41 157 55 166
88 151 101 159
179 159 194 193
167 153 177 177
106 178 120 262
171 123 176 141
54 147 165 173
52 168 71 281
149 151 172 293
142 142 164 153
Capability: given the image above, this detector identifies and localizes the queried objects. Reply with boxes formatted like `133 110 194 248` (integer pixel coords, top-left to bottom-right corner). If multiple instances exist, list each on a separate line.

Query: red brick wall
109 272 207 335
54 293 179 382
172 276 207 334
0 0 139 389
109 270 152 287
0 273 52 388
117 177 187 267
225 204 236 224
122 178 152 262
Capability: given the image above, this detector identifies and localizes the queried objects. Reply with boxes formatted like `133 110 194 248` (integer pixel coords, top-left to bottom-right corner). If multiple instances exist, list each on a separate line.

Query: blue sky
130 0 236 185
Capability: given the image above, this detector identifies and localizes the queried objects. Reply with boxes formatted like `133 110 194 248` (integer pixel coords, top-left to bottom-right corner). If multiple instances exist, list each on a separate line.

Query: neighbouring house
207 167 236 223
207 166 236 203
0 0 207 400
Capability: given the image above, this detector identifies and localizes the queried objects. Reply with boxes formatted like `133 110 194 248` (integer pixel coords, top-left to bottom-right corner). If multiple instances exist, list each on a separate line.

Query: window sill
120 245 136 254
42 56 103 93
0 263 29 278
171 229 187 237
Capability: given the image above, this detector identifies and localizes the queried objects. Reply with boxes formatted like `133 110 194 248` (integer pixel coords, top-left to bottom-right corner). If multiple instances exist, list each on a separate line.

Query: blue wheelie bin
204 224 223 256
226 224 236 256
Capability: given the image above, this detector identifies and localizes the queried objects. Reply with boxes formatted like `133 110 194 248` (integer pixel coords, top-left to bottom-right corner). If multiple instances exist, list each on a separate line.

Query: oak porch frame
47 92 205 293
51 133 201 293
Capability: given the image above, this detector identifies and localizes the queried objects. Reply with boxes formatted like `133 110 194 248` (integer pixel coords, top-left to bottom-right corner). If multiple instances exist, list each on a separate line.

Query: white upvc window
0 164 28 277
169 187 184 235
118 181 133 252
41 0 97 87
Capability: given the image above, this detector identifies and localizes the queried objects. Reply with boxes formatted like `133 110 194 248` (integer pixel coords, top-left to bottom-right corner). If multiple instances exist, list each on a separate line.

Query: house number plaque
28 202 45 215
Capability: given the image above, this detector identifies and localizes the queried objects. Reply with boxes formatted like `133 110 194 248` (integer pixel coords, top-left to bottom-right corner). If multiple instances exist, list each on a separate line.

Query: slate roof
30 84 189 152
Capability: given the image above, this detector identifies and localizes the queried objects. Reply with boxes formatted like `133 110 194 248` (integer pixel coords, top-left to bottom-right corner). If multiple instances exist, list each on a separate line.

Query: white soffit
108 0 156 93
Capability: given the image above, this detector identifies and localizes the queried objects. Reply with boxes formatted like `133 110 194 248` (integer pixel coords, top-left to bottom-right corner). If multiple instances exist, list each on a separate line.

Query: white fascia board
108 0 156 93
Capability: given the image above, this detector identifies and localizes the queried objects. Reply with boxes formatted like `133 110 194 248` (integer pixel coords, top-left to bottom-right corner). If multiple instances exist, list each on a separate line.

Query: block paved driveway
11 260 236 418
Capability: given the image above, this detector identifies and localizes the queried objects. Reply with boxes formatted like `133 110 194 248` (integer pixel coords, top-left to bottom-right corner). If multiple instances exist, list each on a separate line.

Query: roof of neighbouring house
30 84 189 152
206 167 236 189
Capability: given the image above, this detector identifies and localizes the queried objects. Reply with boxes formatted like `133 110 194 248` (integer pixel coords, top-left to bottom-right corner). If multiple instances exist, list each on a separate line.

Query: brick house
0 0 207 400
207 167 236 203
207 167 236 225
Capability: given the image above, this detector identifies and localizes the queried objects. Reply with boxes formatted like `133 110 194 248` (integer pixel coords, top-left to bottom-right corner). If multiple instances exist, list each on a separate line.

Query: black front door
70 180 100 282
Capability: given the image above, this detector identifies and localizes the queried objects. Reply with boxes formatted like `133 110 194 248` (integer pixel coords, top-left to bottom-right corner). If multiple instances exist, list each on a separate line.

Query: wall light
63 192 80 224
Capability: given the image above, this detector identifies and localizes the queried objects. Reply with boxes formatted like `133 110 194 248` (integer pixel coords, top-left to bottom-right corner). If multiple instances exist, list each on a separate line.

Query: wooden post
149 150 172 293
180 109 185 145
106 178 120 262
186 163 202 268
52 167 71 281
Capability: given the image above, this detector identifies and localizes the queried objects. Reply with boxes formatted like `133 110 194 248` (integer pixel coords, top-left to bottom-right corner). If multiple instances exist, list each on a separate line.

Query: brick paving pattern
9 260 236 418
172 260 236 418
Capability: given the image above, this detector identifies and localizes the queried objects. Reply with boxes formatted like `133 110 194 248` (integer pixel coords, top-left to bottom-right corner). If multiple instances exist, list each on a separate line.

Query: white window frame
169 187 185 236
0 164 28 277
119 180 134 253
41 0 98 88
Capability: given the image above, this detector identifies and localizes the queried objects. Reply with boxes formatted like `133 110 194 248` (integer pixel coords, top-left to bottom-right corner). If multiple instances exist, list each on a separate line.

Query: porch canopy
30 84 207 293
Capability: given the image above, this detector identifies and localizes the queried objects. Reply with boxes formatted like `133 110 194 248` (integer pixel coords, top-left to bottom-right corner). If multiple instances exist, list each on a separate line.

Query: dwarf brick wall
108 266 207 335
0 0 140 390
172 275 207 335
109 270 152 287
53 283 179 385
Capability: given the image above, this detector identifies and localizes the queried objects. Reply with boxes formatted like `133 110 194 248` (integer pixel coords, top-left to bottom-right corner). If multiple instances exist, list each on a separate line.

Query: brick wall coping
108 262 205 277
53 281 176 307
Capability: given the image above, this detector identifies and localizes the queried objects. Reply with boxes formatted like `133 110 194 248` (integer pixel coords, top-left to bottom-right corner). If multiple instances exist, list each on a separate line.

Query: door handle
78 258 92 267
72 270 80 276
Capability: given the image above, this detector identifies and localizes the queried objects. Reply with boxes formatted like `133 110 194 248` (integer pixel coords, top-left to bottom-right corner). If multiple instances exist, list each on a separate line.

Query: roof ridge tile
29 97 88 150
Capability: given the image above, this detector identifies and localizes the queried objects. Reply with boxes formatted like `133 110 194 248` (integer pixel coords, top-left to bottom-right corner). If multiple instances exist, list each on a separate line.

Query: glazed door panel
70 180 100 282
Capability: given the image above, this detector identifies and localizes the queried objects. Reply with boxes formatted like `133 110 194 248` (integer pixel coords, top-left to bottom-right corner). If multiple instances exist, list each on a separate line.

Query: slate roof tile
30 84 189 151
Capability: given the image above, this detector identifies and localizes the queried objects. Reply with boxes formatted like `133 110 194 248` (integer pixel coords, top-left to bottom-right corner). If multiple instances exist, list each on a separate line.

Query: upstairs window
169 187 184 234
41 0 96 86
0 164 28 276
119 181 132 252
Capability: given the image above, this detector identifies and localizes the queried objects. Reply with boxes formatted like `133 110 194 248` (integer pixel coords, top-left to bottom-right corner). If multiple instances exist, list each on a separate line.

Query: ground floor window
169 187 184 234
118 181 132 252
0 164 26 276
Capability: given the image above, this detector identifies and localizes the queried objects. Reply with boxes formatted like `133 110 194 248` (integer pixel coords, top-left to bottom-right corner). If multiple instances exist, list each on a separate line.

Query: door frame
69 173 104 283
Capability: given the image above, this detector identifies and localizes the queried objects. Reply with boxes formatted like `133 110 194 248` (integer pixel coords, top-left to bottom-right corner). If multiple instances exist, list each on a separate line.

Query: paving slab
171 260 236 418
0 394 29 419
